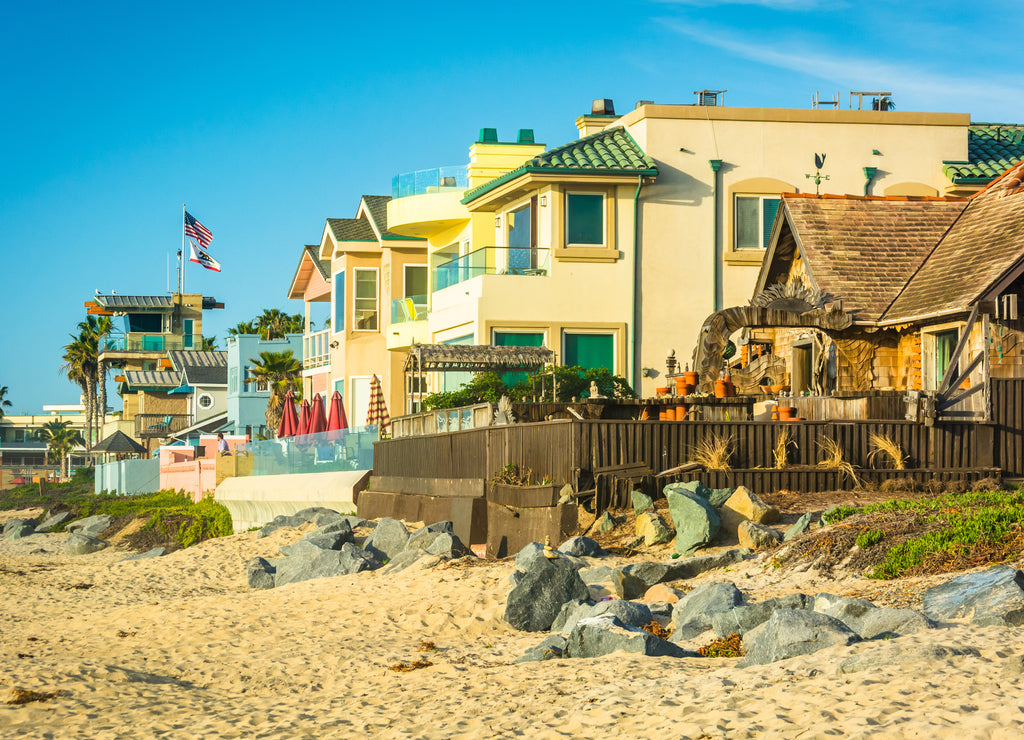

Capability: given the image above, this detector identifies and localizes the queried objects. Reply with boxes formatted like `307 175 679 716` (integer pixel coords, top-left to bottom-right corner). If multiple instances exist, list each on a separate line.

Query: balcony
391 166 467 199
303 329 330 370
434 247 550 291
390 294 428 324
102 333 197 353
387 295 430 352
135 414 192 438
386 166 471 238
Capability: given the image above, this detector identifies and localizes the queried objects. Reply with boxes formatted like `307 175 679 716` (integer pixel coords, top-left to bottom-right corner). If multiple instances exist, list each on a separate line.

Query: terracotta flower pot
675 376 687 394
724 374 735 397
681 383 695 396
778 406 797 421
656 387 670 397
683 371 699 387
714 379 728 398
675 404 688 421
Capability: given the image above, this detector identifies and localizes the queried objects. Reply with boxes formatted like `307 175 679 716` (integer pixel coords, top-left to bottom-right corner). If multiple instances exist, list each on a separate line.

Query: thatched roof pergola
92 430 149 460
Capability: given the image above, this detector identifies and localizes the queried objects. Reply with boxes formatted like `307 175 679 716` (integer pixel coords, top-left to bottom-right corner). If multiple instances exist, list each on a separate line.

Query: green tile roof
462 127 658 204
944 124 1024 183
326 216 376 242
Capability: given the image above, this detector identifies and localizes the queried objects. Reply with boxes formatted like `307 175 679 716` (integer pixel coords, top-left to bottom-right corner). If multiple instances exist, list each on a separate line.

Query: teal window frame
332 270 345 334
566 192 605 246
563 331 615 373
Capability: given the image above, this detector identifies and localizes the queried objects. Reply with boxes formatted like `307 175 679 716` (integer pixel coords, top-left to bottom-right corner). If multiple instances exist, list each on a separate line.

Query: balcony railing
391 166 468 199
434 247 550 291
390 294 429 324
303 329 330 370
102 333 197 353
135 414 192 438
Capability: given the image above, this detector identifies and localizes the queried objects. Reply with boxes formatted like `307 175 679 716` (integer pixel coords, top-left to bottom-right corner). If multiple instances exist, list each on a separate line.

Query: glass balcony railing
390 295 429 324
433 247 551 291
391 166 468 199
102 333 196 352
303 329 330 369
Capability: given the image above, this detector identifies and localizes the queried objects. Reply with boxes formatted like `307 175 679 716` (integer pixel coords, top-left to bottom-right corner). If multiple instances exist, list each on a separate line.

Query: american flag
184 210 213 247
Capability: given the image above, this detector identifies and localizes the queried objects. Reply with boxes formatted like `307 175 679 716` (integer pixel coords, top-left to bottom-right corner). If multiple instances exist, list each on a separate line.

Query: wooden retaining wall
992 378 1024 478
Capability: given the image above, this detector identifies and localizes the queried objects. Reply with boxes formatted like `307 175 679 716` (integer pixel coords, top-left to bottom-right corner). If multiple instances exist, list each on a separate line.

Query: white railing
303 329 330 369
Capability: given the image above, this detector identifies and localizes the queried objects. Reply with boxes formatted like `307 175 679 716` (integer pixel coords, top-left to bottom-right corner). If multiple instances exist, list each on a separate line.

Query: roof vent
694 89 726 106
517 128 535 144
478 128 498 143
636 100 654 109
591 98 615 115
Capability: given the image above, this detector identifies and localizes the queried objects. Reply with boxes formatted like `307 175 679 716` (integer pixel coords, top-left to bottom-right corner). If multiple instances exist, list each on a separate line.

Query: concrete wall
94 458 161 495
215 469 369 531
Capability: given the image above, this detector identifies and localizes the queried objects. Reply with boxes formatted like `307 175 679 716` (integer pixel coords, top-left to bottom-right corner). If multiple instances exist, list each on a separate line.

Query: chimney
575 98 619 137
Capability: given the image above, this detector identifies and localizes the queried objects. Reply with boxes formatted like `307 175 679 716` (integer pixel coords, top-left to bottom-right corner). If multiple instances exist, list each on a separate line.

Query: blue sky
2 0 1022 414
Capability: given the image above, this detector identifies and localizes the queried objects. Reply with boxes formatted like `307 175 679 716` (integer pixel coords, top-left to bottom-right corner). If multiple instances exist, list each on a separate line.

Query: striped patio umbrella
308 393 328 435
277 390 299 438
366 374 390 437
297 398 312 436
326 390 349 438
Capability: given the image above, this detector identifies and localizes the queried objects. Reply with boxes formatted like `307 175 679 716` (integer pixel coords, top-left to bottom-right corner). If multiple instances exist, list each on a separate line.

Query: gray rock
280 530 351 557
670 581 744 641
565 615 692 659
406 521 454 552
712 593 812 637
504 556 590 632
66 532 108 556
257 507 343 538
819 506 842 527
580 565 633 600
631 490 655 515
273 543 380 587
247 557 277 589
362 518 410 563
856 608 935 640
663 480 712 501
514 542 586 573
619 548 752 594
837 643 980 675
558 484 575 505
515 635 568 663
784 512 813 541
557 536 603 557
123 547 168 561
425 532 470 559
922 566 1024 626
66 514 113 539
36 511 71 533
635 511 674 547
549 599 590 634
309 519 354 540
737 520 782 550
553 598 655 636
666 489 720 555
709 487 735 508
383 549 428 574
812 593 878 632
596 511 617 533
338 542 383 573
5 519 35 540
739 609 859 667
647 601 674 626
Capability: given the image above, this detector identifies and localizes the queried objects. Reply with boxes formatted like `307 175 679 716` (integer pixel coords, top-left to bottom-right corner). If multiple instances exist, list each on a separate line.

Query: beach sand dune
1 514 1023 739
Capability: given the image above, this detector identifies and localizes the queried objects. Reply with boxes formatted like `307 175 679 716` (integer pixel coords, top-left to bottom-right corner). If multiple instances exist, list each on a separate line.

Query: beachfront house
223 332 303 439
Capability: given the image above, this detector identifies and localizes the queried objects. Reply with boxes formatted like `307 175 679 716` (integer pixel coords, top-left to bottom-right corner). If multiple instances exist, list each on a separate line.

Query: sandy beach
2 508 1024 739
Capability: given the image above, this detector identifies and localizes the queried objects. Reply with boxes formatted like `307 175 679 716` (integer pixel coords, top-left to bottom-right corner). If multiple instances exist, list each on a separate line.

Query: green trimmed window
563 332 614 372
735 195 781 250
566 193 604 245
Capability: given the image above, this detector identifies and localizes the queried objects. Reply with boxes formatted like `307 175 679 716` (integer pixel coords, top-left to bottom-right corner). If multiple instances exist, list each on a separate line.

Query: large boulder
514 542 586 573
784 512 813 541
712 593 812 637
66 532 108 556
631 491 655 515
635 512 674 547
739 609 859 667
719 486 780 535
5 519 35 540
35 511 71 533
405 521 454 552
641 583 686 606
596 511 617 533
362 518 410 563
552 599 654 636
565 615 692 659
619 548 751 594
66 514 113 539
558 536 604 557
504 555 590 632
247 557 277 589
663 480 711 501
814 594 932 640
279 529 352 557
837 643 980 675
257 508 343 538
666 489 720 556
922 565 1024 626
738 520 782 550
515 634 568 663
709 487 735 508
670 581 744 642
425 532 470 559
273 544 380 587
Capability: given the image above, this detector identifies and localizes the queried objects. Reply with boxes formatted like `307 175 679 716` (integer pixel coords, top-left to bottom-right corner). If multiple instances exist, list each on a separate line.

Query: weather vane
806 153 829 195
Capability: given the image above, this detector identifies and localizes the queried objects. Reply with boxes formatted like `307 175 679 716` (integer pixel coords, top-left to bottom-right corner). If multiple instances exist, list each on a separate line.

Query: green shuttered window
564 332 614 372
566 193 604 245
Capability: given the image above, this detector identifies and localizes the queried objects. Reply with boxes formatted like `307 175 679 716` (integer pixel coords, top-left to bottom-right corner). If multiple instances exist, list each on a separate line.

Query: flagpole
181 203 187 295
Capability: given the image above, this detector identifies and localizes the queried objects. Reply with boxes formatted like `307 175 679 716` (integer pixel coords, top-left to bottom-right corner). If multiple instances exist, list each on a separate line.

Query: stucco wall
95 458 161 495
215 470 368 531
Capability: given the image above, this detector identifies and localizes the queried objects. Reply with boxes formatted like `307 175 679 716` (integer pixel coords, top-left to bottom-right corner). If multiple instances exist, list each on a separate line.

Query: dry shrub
971 476 1005 493
691 434 734 471
640 621 671 640
698 633 745 658
773 427 795 469
879 477 920 494
868 433 907 470
944 478 970 494
924 479 946 495
816 436 859 485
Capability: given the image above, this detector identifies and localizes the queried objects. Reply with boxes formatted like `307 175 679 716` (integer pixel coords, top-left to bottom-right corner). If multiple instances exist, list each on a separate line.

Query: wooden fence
992 378 1024 478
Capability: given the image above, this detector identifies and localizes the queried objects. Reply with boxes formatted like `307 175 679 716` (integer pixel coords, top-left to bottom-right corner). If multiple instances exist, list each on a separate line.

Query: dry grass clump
924 479 946 495
640 621 671 640
390 660 433 672
879 478 920 494
691 434 734 471
868 433 907 470
6 688 60 705
698 633 745 658
972 476 1005 492
773 427 795 469
816 436 859 485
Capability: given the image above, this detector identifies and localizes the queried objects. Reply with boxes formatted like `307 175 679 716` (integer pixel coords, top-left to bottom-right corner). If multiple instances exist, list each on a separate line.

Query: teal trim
709 159 723 313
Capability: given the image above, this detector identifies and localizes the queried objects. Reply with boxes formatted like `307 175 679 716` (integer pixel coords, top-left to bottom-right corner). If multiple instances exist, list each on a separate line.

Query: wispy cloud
658 18 1024 117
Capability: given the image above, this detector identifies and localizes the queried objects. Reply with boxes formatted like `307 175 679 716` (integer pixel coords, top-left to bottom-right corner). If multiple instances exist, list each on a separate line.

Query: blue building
224 333 303 438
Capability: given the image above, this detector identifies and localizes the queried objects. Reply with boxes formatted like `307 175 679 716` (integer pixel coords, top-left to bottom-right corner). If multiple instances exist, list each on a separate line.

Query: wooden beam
939 303 978 394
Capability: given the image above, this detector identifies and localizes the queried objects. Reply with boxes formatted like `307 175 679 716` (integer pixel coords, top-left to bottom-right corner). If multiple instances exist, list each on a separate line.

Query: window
353 269 378 331
922 326 962 390
566 193 604 245
229 367 238 394
494 331 545 385
197 393 214 410
563 332 614 372
735 195 781 250
935 329 959 383
332 270 345 333
440 334 474 392
404 265 427 298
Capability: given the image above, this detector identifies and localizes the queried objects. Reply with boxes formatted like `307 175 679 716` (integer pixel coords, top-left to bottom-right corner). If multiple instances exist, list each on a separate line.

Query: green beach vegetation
422 366 635 410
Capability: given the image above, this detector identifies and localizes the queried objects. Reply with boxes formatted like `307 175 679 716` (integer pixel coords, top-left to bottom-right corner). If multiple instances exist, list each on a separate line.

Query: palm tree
79 315 113 439
62 332 95 451
0 385 11 420
201 336 218 350
246 350 302 433
42 419 84 480
256 308 305 340
227 320 258 337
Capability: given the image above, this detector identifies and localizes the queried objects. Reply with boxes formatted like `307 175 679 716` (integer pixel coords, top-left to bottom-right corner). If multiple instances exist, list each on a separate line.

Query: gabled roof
770 194 967 321
326 216 376 242
180 365 227 385
94 295 174 309
360 194 426 243
167 350 226 370
288 245 332 300
943 123 1024 184
884 161 1024 322
462 127 658 204
124 371 181 389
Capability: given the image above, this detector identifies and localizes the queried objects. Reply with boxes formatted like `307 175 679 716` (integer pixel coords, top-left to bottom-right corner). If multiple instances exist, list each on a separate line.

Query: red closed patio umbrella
296 398 312 436
326 390 349 435
308 393 328 435
277 390 299 438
